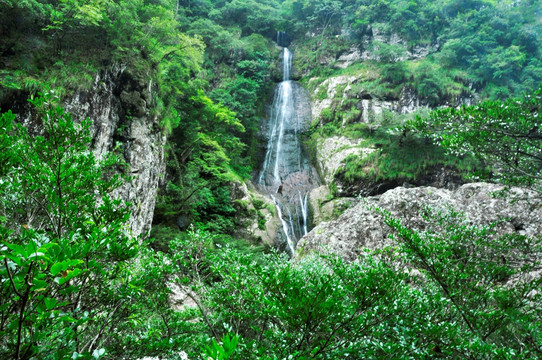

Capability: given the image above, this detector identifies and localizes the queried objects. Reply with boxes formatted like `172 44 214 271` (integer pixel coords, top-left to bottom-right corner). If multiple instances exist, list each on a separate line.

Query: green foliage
202 248 406 359
212 0 281 37
155 86 247 233
307 109 484 193
409 59 471 107
380 61 408 86
3 105 532 359
408 85 542 191
336 132 481 188
0 93 136 359
371 41 407 63
0 97 227 359
319 107 334 123
2 4 541 359
286 0 541 100
201 333 239 360
291 34 350 78
153 7 281 234
198 30 275 174
152 203 541 359
0 110 17 175
380 206 542 358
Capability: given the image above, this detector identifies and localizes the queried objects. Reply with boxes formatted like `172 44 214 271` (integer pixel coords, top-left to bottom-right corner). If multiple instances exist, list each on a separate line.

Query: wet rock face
308 185 360 226
297 183 542 261
260 81 312 144
230 181 279 245
310 76 356 122
13 65 166 238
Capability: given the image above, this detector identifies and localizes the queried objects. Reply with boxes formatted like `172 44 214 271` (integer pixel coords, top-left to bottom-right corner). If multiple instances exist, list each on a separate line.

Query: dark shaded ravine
257 37 319 255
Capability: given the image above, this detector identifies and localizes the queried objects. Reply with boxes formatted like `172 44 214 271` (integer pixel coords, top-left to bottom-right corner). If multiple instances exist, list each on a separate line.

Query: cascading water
258 35 319 256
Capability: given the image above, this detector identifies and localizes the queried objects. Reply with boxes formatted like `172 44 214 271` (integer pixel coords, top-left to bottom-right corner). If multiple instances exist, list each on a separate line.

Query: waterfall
258 40 318 256
277 31 288 47
282 46 291 81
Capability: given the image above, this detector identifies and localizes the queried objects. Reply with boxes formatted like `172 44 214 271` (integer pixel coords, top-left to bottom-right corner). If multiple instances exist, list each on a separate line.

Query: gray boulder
297 183 542 261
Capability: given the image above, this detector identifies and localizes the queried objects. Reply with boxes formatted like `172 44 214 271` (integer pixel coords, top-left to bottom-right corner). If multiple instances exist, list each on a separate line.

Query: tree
407 85 542 190
42 0 111 53
0 92 140 359
211 0 281 36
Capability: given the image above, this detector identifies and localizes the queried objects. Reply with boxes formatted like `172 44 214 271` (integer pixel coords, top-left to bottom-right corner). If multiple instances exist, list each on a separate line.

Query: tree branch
183 286 220 341
4 257 22 298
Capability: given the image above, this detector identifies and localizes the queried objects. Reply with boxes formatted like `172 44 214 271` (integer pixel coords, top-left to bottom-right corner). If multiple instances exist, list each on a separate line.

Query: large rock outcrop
231 181 280 245
311 134 465 197
10 65 166 238
334 164 466 197
298 183 542 261
336 24 438 68
314 135 375 185
309 75 475 125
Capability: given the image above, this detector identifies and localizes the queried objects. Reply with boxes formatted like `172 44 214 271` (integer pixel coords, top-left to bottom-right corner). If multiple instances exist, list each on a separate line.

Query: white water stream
258 35 318 256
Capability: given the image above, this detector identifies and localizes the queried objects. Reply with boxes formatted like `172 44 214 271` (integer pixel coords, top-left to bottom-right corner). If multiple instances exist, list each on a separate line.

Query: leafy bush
380 206 542 358
164 204 542 359
407 85 542 191
0 93 137 359
202 248 407 359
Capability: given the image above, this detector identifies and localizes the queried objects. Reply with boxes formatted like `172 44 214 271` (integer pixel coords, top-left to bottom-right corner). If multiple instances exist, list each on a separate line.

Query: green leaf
51 259 83 276
56 268 83 285
5 253 23 267
92 348 106 359
28 252 45 259
51 262 63 276
44 297 57 310
25 240 39 256
4 243 26 257
32 279 48 291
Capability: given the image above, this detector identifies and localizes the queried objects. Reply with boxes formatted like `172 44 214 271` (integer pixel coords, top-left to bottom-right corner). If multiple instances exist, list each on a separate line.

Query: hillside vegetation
1 0 541 233
0 0 541 359
288 0 541 100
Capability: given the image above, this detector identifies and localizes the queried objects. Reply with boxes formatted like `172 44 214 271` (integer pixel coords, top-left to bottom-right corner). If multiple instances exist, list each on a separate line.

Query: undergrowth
307 113 487 191
336 134 484 185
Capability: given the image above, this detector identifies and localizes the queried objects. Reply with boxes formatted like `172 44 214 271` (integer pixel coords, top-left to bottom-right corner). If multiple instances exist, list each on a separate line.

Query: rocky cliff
299 183 542 261
294 28 539 265
309 74 476 127
337 24 438 67
310 76 427 125
68 66 166 238
231 181 280 245
293 22 476 126
6 65 166 238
